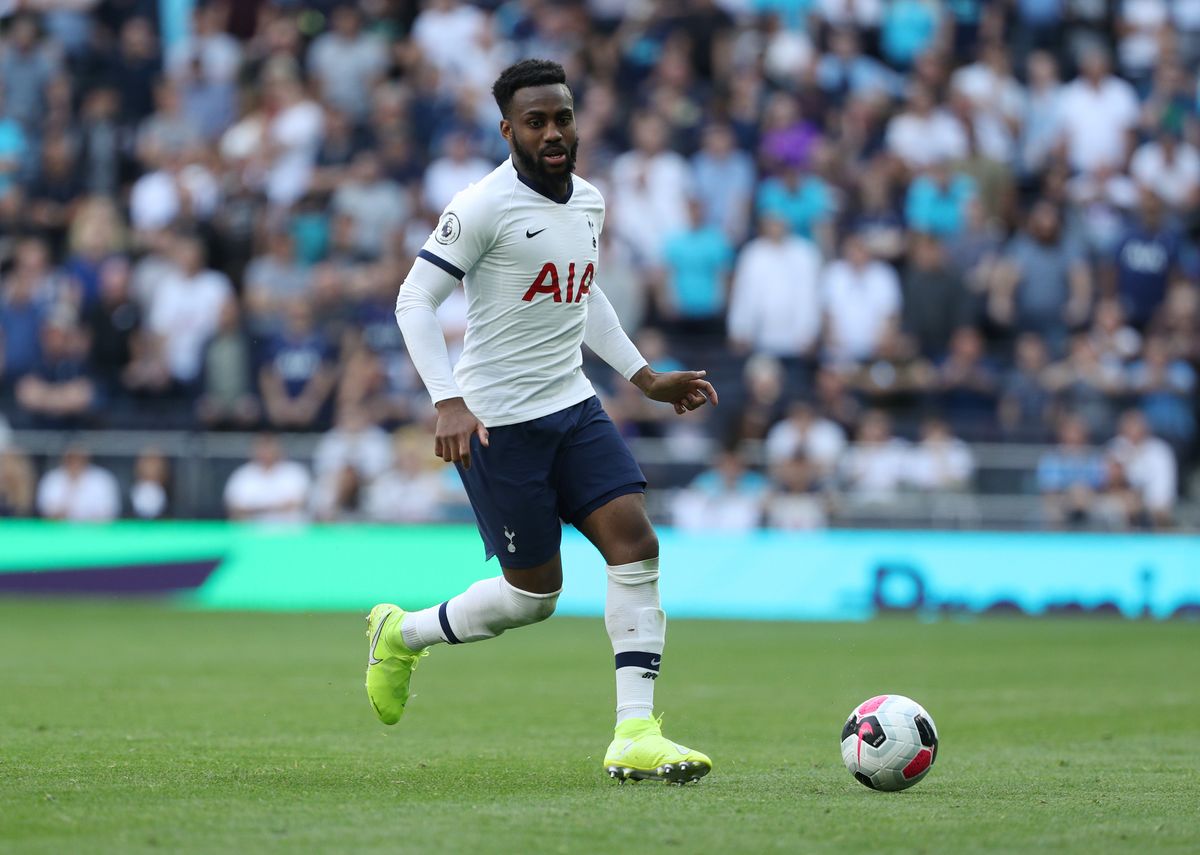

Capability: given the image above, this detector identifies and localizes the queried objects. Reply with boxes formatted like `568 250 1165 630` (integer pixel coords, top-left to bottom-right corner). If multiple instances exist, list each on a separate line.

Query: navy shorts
455 396 646 569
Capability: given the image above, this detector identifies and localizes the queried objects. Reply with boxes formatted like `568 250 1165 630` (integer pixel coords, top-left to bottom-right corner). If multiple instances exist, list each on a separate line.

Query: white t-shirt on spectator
951 63 1025 163
1130 141 1200 209
365 469 448 523
130 166 220 231
1110 435 1177 512
821 259 901 363
37 465 121 521
307 31 388 120
167 31 241 83
313 426 393 480
266 99 324 207
224 460 312 523
1119 0 1169 75
1056 76 1139 172
609 149 691 265
411 3 486 76
764 416 847 472
147 268 233 382
906 439 976 490
422 155 494 214
728 235 824 357
840 440 910 500
886 110 968 169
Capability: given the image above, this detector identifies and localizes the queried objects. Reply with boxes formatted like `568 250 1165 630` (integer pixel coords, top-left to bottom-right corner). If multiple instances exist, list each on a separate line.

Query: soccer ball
840 694 938 791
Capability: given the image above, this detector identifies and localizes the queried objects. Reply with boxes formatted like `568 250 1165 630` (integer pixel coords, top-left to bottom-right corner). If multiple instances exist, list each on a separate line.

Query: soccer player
367 59 718 784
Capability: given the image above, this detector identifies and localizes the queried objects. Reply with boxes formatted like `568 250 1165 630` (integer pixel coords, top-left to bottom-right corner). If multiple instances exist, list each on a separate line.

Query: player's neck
511 157 573 204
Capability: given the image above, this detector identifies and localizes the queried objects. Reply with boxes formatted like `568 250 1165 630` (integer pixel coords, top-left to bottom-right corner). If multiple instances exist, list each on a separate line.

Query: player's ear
499 118 511 142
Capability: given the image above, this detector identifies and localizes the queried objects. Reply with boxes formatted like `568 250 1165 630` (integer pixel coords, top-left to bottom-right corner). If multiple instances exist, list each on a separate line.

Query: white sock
605 557 665 725
398 576 559 652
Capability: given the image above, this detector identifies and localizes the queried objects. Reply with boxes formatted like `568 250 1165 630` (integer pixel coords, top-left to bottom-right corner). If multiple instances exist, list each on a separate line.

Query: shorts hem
565 482 647 526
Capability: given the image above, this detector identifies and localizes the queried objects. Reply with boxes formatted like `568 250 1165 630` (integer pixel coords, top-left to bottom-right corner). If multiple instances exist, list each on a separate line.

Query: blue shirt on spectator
0 298 45 383
1113 224 1181 327
1036 450 1107 493
752 0 815 30
661 225 734 319
882 0 939 68
264 331 334 399
0 118 26 199
757 176 834 241
692 149 756 241
905 174 976 236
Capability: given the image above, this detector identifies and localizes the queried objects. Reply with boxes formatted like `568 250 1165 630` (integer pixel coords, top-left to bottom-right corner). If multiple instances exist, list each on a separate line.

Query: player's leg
366 418 564 725
558 399 711 783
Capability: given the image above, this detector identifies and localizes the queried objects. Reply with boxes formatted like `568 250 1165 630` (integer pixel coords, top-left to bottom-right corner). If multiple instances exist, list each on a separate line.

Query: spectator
905 156 977 237
935 327 999 431
1130 125 1200 215
817 27 904 104
36 446 120 522
365 429 457 524
691 123 756 245
1043 334 1125 439
27 134 84 248
821 231 902 364
880 0 940 70
1037 415 1108 528
907 417 976 491
766 452 828 530
259 300 338 430
135 79 204 169
756 158 837 250
671 447 769 532
1018 51 1063 179
849 327 936 418
1109 408 1177 528
15 313 97 427
724 354 786 445
1055 46 1139 175
196 300 260 429
83 257 140 400
886 82 968 171
129 147 220 235
1104 190 1182 330
0 261 50 390
0 14 61 133
0 446 35 517
0 88 27 208
224 434 312 523
260 67 325 209
999 332 1055 437
243 230 313 335
129 448 171 520
610 114 691 266
421 131 492 215
654 196 734 338
764 401 847 480
727 212 823 358
1127 336 1197 451
306 3 388 124
313 404 393 484
902 234 975 360
410 0 487 79
950 41 1025 167
146 234 233 391
110 17 162 127
988 200 1091 348
1089 297 1143 365
332 150 410 260
839 409 910 503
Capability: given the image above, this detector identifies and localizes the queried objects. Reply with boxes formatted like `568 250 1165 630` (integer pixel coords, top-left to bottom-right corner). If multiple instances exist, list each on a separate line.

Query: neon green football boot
603 715 712 784
364 604 426 725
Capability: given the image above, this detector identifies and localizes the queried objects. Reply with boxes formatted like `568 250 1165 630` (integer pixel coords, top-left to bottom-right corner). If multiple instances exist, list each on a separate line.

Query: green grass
0 601 1197 854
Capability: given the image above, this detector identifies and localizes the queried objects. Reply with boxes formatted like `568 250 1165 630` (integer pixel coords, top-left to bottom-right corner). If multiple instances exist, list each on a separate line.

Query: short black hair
492 59 567 118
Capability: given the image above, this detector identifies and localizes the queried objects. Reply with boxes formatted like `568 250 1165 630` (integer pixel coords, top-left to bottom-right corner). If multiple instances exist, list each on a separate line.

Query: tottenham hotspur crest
586 215 596 249
504 527 517 553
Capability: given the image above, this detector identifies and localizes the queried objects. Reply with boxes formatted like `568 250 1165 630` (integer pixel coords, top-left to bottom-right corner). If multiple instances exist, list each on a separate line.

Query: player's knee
502 579 559 627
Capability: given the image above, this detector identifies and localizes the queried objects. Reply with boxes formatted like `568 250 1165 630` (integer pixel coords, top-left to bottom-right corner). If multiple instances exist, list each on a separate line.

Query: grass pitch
1 600 1197 854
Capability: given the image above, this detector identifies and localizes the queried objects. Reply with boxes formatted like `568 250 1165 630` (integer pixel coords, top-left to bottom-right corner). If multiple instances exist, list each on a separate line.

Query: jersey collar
513 159 574 205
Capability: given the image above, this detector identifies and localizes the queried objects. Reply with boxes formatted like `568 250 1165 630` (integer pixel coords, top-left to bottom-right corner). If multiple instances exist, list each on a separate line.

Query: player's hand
633 367 719 415
434 397 489 470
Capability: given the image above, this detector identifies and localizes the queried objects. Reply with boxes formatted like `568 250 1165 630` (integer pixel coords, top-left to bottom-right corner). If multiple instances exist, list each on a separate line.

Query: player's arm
394 256 489 469
583 284 717 415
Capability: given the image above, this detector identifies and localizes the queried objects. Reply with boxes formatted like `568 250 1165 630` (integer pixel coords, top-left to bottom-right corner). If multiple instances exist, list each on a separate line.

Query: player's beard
512 136 578 186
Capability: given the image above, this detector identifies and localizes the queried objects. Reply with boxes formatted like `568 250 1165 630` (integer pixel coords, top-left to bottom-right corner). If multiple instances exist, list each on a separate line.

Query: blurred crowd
0 0 1198 531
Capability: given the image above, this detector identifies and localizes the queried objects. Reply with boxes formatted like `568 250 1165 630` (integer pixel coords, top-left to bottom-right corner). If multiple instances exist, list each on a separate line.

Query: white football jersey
416 157 605 427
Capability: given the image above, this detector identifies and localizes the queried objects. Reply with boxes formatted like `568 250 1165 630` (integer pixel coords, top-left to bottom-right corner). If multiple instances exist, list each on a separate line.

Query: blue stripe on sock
615 651 661 671
438 601 461 644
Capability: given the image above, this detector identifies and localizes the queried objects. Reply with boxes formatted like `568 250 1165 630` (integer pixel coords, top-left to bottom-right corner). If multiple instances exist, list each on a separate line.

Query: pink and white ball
840 694 939 791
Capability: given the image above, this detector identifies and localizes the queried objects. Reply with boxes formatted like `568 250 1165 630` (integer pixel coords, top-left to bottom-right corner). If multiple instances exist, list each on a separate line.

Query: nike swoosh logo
525 228 547 238
368 611 392 666
650 657 661 667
